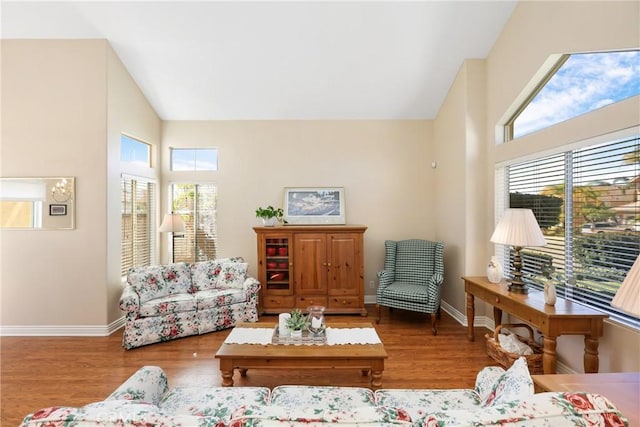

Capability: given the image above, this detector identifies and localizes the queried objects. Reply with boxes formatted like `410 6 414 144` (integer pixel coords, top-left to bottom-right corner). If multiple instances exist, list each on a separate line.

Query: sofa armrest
243 276 261 295
119 284 140 321
376 270 394 290
106 366 169 406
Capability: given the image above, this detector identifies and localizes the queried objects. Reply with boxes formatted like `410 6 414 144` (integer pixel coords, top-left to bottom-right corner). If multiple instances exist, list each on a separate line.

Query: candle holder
306 305 326 337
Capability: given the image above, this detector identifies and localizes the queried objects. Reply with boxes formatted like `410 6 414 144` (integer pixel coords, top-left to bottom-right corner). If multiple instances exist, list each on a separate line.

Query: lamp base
508 280 528 294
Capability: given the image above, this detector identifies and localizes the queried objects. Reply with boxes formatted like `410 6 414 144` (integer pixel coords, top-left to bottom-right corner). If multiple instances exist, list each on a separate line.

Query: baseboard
0 316 124 337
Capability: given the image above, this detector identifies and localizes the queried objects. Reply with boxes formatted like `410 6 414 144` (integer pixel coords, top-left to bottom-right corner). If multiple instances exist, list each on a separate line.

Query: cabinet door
258 232 293 295
327 233 362 296
293 233 327 295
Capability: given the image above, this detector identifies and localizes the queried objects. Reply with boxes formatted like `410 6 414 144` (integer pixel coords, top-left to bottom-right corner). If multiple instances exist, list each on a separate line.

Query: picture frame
49 204 67 216
283 187 346 225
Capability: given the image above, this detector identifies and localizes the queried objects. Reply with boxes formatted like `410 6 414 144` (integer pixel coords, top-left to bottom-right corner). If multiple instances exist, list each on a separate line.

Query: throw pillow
481 357 534 406
190 258 230 291
216 262 248 289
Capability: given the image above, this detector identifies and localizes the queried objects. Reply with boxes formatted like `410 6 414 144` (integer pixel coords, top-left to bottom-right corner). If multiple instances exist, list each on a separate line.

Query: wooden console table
532 372 640 426
463 276 608 374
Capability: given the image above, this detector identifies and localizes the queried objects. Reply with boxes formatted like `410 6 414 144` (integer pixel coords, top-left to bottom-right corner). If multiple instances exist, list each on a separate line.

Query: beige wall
161 120 435 288
435 0 639 372
0 40 160 331
1 40 109 328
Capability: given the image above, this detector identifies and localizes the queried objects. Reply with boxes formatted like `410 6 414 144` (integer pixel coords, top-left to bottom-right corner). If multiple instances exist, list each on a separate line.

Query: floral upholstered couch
21 359 629 426
119 257 260 349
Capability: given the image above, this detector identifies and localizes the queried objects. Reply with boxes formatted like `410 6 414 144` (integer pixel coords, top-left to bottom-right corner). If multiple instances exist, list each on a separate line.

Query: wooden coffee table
215 322 388 389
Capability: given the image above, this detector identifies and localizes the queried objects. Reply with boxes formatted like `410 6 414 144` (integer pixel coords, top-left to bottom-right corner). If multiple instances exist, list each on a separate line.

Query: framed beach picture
283 187 346 225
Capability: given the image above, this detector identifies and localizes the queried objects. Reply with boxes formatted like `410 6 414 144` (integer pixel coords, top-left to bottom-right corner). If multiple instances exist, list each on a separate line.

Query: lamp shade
611 255 640 317
490 208 547 247
158 213 186 233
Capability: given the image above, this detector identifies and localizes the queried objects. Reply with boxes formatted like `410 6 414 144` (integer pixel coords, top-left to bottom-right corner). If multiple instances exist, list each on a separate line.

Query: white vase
290 329 302 339
262 217 276 227
487 256 503 284
544 280 557 306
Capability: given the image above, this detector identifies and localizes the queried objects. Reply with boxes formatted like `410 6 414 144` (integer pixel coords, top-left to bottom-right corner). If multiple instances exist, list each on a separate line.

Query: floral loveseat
21 359 629 426
119 257 260 349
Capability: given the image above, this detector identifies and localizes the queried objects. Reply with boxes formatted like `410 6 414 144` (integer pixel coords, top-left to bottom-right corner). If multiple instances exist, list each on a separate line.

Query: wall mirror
0 177 75 230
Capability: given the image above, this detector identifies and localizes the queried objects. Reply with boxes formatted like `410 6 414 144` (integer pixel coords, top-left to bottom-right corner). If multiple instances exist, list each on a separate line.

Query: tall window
498 133 640 327
121 176 157 276
169 183 217 262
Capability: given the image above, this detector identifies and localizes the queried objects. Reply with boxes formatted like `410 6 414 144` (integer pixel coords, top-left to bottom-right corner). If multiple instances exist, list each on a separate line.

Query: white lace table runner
224 327 382 345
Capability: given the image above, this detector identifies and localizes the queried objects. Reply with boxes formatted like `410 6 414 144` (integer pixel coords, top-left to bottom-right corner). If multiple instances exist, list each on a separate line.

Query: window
508 50 640 140
498 132 640 327
169 183 217 262
170 148 218 171
121 176 157 276
121 135 151 167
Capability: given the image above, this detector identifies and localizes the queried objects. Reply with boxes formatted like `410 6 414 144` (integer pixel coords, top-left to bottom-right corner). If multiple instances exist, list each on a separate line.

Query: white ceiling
2 1 517 120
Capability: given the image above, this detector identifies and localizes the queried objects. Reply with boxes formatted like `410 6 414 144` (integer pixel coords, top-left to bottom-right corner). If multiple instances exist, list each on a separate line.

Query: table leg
493 307 503 326
584 336 600 373
370 360 384 390
219 359 234 387
542 336 557 374
466 293 475 341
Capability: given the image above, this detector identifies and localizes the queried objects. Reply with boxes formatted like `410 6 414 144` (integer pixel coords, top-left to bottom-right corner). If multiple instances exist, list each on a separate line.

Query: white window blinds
499 135 640 327
121 176 157 276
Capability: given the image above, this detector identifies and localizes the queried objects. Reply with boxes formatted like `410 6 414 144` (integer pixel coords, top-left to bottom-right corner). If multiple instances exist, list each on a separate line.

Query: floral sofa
119 257 260 349
21 358 629 426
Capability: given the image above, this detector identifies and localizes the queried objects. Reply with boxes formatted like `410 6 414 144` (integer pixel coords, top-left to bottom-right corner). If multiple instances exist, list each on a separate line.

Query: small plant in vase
286 309 307 338
255 205 286 226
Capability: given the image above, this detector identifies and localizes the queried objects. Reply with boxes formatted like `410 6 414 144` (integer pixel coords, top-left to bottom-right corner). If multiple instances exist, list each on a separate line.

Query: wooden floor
1 306 496 425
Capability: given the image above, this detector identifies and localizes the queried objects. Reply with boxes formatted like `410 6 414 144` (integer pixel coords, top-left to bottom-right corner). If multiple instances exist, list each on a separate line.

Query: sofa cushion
195 288 249 310
271 385 376 409
481 357 534 407
162 262 192 294
159 386 270 422
127 265 169 304
20 401 215 426
414 391 628 427
216 262 248 289
139 293 197 317
375 389 480 421
231 405 412 426
190 259 226 292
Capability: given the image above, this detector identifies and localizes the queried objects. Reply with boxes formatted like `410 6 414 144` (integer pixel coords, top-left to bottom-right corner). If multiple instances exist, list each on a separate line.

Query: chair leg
430 313 438 336
375 304 381 324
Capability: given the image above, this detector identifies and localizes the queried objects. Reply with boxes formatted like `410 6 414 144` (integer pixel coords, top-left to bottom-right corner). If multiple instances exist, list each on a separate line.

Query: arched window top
508 50 640 140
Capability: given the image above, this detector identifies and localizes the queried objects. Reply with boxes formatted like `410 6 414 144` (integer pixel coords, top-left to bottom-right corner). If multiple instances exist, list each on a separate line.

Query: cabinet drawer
328 296 361 309
296 296 328 308
263 295 295 308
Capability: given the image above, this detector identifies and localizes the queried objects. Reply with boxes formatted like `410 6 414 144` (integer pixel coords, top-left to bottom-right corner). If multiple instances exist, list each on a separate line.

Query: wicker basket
485 323 544 375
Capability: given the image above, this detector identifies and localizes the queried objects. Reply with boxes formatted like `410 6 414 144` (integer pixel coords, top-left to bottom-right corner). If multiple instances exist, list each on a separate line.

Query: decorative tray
271 325 326 345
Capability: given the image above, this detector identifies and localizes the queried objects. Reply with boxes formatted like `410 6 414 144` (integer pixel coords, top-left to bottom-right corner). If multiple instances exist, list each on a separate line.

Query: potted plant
286 308 307 338
255 205 286 226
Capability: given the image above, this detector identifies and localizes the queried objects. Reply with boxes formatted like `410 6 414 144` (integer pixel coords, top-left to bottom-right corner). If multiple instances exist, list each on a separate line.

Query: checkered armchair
375 239 445 335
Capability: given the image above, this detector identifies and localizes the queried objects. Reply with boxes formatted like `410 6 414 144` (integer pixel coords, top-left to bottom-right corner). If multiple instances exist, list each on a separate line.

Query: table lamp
611 254 640 318
490 208 547 294
159 213 186 262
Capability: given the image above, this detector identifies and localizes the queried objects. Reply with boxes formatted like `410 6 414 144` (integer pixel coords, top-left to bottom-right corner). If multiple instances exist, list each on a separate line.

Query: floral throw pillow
216 262 248 289
481 356 534 406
